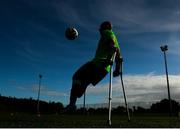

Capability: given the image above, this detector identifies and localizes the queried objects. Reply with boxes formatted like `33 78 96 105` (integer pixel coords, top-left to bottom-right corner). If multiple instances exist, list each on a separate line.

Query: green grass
0 112 180 128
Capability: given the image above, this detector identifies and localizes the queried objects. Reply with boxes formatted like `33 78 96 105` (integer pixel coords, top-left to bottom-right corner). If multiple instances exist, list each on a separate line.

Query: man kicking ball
65 21 123 111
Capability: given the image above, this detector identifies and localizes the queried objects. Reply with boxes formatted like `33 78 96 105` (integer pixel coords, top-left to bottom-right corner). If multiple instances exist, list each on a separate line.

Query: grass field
0 112 180 128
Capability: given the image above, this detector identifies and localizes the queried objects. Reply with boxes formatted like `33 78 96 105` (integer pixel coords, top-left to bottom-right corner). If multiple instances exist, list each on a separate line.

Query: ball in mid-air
65 27 78 40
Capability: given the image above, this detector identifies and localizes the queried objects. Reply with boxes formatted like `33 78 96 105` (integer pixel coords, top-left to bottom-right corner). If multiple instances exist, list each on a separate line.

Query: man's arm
106 39 117 65
107 38 123 77
108 38 123 77
113 49 123 77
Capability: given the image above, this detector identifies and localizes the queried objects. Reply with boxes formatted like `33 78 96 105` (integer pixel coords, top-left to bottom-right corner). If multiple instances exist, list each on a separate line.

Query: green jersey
92 29 121 72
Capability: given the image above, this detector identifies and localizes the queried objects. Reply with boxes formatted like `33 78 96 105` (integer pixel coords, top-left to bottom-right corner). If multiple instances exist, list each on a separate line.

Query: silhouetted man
65 21 123 111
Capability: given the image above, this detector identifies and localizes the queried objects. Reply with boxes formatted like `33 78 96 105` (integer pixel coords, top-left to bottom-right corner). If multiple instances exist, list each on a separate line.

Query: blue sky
1 0 180 107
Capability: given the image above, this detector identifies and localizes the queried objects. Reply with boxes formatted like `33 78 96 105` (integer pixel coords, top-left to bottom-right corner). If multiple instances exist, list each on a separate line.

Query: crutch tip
107 120 111 126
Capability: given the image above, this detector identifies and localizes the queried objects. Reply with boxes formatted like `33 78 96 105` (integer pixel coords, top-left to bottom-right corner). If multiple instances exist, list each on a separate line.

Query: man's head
99 21 112 31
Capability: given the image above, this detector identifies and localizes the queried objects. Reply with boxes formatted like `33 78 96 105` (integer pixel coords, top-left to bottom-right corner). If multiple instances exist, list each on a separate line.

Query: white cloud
54 1 97 32
86 73 180 103
16 84 68 97
55 0 180 33
15 42 44 63
43 91 67 97
167 34 180 56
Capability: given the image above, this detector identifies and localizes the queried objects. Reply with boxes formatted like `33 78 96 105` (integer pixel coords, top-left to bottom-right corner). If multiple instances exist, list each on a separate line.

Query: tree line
0 95 179 115
0 95 63 114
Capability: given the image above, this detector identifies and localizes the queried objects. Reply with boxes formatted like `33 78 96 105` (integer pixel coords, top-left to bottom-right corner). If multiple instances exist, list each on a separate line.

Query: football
65 27 78 40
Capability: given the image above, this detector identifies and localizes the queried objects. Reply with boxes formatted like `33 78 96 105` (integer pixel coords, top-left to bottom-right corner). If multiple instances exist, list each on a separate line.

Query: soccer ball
65 27 78 40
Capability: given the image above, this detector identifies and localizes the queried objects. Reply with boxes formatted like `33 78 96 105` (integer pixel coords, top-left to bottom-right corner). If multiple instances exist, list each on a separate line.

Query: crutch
108 51 117 126
120 61 130 122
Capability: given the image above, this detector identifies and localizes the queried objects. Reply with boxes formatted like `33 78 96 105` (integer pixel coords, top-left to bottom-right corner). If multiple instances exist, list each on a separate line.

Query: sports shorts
73 61 108 86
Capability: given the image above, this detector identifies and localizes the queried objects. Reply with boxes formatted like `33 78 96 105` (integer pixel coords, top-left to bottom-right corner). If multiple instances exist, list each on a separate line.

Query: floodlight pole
160 45 172 117
37 74 42 115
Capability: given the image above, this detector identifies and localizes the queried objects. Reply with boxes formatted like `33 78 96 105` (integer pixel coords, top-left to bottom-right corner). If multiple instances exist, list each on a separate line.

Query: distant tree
88 108 96 115
136 106 147 113
0 95 64 114
150 99 180 115
76 108 87 115
112 106 125 114
97 107 108 114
